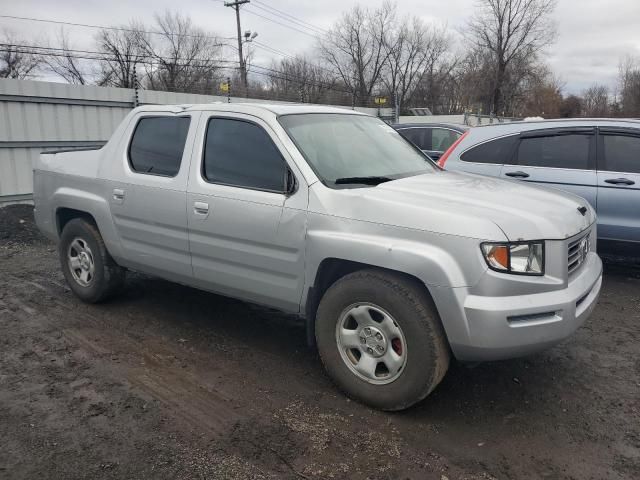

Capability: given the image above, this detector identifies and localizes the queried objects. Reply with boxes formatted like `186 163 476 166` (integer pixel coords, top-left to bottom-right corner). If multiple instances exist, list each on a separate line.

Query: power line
0 44 368 101
252 41 296 60
252 0 327 33
250 1 327 35
242 8 320 38
0 14 236 41
212 0 321 38
212 0 342 79
0 44 238 68
251 41 345 79
212 0 343 79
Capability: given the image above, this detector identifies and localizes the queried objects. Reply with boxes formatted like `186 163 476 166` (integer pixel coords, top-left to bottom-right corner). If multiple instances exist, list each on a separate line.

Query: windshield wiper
334 176 393 186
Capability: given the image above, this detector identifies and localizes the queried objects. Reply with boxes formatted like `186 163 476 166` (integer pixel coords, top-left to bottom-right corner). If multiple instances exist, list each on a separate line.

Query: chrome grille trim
568 231 590 275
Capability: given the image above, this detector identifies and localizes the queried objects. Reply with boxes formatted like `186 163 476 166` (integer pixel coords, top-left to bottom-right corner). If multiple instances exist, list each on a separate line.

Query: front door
596 127 640 245
187 113 307 313
499 128 598 209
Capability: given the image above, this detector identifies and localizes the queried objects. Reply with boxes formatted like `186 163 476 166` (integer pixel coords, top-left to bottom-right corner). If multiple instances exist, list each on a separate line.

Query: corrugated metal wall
0 78 388 205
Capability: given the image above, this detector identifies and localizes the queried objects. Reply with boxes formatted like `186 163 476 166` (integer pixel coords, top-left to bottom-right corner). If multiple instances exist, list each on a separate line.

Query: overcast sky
2 0 640 95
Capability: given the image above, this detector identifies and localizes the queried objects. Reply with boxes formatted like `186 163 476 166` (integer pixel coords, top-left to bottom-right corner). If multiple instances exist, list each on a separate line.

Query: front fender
302 213 488 310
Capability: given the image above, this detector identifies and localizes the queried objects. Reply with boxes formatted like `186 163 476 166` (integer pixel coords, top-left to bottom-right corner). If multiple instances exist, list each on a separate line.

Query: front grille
568 231 590 275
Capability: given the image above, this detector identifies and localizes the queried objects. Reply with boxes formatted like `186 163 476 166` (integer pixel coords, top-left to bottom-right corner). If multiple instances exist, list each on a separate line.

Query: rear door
596 127 640 244
499 128 597 208
108 112 198 282
186 113 307 313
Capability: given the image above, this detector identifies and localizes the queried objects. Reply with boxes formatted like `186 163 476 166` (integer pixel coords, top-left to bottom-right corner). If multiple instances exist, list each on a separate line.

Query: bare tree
559 94 582 118
0 29 42 79
44 29 89 85
409 32 459 114
520 69 563 117
446 48 496 114
318 1 395 106
96 22 148 88
141 11 224 94
382 18 449 113
466 0 557 114
618 55 640 117
582 84 610 117
267 56 341 104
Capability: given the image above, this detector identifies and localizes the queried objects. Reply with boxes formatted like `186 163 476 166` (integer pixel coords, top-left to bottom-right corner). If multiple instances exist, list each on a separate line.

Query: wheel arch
50 187 125 261
56 207 98 234
304 258 437 347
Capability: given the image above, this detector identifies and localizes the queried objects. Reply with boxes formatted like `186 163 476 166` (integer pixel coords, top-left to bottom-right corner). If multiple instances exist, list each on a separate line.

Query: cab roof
135 102 369 117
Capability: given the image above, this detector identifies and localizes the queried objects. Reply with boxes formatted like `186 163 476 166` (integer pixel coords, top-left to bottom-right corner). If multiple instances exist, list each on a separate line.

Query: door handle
505 171 530 178
604 177 635 186
193 202 209 215
112 188 125 202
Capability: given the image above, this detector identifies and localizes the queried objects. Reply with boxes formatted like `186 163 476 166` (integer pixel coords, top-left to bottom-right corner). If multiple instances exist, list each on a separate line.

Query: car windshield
278 113 436 187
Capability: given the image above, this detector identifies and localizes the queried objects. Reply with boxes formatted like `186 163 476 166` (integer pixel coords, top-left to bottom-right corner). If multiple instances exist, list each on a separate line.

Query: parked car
34 104 602 411
392 123 468 161
438 119 640 251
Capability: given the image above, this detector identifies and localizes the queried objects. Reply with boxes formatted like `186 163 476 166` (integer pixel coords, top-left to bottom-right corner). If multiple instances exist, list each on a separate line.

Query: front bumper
436 252 603 362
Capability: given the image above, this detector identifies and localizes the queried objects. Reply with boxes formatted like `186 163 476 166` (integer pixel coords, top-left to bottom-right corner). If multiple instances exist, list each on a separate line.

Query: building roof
392 122 469 131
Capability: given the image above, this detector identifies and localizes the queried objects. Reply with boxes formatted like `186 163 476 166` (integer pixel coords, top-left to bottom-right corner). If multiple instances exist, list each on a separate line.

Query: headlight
481 241 544 275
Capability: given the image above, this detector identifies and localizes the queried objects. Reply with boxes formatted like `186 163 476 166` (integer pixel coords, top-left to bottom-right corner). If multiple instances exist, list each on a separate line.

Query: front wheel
315 269 450 411
59 218 125 303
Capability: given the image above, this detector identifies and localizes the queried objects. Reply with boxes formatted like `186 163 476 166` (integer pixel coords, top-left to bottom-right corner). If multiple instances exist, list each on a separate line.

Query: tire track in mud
1 273 245 438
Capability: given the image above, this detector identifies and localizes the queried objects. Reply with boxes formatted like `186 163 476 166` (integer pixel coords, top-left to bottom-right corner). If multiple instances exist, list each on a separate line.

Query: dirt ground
0 204 639 480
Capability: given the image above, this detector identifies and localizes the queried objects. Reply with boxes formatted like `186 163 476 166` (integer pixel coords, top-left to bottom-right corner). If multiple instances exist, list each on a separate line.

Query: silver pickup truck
34 103 603 410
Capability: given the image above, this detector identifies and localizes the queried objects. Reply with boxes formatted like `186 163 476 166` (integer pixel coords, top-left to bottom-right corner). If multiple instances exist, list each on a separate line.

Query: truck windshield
278 113 436 187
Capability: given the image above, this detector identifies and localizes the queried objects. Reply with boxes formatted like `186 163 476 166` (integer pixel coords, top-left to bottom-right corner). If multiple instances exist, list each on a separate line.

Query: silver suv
439 119 640 251
34 104 602 410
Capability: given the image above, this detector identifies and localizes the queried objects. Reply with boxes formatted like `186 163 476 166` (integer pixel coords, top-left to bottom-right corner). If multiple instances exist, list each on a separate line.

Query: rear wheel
315 269 450 411
59 218 125 303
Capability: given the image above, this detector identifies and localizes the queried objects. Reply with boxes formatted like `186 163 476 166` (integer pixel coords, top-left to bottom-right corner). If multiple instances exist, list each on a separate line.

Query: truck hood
310 171 595 241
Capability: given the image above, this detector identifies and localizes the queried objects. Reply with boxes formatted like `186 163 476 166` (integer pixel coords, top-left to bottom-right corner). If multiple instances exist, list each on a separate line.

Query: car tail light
437 130 469 168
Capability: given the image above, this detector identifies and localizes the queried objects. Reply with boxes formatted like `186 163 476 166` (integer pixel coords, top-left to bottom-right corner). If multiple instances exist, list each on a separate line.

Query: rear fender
51 184 124 261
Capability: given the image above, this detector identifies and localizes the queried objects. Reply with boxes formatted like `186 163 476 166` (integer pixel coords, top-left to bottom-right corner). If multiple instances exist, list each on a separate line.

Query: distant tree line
2 0 640 118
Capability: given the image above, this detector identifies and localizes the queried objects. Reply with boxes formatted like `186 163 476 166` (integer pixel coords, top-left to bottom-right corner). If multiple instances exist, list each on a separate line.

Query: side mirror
285 169 297 195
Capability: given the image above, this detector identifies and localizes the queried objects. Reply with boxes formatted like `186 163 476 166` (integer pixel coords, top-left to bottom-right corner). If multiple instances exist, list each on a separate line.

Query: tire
315 269 450 411
59 218 125 303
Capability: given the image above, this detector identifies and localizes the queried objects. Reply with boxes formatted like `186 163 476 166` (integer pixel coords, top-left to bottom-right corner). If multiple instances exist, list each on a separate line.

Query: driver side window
203 118 287 192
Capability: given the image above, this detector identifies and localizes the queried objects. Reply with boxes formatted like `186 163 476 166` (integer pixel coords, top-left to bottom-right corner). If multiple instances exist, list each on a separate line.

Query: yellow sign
220 82 230 93
374 97 387 105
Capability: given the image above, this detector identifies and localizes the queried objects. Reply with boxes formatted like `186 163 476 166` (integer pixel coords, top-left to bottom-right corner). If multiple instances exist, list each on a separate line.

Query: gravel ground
0 204 639 479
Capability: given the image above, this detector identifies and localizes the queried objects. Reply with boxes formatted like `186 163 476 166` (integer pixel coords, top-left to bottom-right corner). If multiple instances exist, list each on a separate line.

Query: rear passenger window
461 135 517 164
431 128 460 152
203 118 286 192
399 129 428 150
129 116 191 176
602 134 640 173
517 134 592 170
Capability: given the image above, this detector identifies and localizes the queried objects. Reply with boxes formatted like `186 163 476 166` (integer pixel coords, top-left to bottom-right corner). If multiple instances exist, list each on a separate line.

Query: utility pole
225 0 250 94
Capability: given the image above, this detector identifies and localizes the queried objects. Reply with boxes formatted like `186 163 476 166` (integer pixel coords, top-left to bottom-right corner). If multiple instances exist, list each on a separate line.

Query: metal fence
398 113 523 127
0 78 389 205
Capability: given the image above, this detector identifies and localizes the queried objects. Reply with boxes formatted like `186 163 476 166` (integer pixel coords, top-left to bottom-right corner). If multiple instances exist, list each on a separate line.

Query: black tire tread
59 218 125 303
316 269 450 411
